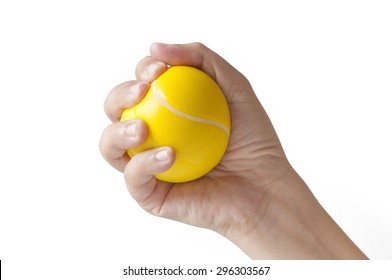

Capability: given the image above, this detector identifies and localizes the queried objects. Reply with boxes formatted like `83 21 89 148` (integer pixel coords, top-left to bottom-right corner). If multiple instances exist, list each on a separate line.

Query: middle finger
104 80 150 123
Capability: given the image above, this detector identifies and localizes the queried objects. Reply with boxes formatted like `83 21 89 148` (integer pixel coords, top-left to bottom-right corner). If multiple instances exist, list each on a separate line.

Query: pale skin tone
99 42 368 259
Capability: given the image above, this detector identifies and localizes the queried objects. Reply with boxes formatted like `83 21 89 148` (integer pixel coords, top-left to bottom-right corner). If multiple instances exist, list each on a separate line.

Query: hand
99 43 367 259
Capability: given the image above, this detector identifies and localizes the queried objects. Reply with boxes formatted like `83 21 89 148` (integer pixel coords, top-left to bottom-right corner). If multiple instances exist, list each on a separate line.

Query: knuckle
98 125 112 156
104 84 122 121
191 42 206 50
103 100 114 121
129 152 144 172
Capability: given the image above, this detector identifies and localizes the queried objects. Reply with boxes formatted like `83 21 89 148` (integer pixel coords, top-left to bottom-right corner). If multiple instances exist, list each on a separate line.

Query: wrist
223 165 368 259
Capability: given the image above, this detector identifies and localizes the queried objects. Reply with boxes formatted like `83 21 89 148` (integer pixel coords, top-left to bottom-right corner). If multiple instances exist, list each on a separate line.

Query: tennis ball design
121 66 230 182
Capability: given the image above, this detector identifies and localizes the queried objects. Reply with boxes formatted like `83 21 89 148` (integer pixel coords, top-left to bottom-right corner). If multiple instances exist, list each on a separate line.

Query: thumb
149 42 254 103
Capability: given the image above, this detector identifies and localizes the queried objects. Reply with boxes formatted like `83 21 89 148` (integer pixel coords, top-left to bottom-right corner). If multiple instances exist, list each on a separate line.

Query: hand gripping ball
121 66 231 182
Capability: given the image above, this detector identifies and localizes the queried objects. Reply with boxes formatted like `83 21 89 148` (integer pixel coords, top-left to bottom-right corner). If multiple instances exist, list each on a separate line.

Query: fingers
149 42 220 81
149 42 253 102
150 42 204 70
135 57 167 82
99 119 148 172
102 54 169 172
104 80 150 122
124 147 175 204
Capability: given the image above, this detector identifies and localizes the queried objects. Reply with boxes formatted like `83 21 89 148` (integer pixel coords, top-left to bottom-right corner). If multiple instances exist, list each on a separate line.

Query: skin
99 42 368 259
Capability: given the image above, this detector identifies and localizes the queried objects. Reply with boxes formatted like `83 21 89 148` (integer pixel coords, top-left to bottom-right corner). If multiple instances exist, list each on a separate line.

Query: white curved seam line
152 82 229 137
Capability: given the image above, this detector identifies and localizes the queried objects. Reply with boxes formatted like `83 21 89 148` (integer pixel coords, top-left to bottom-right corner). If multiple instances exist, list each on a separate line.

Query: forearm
230 167 368 259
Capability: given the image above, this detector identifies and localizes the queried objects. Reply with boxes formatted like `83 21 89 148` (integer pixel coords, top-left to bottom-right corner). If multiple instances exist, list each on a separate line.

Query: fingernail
126 122 137 137
148 62 166 76
155 149 168 161
130 82 148 96
135 82 149 92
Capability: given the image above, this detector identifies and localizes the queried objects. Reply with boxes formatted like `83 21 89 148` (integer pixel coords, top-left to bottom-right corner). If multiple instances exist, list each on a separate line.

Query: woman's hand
99 43 367 259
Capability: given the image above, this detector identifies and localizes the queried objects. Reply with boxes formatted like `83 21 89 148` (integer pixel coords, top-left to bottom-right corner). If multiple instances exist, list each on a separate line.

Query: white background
1 0 391 279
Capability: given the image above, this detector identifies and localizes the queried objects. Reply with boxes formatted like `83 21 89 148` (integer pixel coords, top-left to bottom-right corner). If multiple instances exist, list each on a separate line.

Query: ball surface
121 66 230 182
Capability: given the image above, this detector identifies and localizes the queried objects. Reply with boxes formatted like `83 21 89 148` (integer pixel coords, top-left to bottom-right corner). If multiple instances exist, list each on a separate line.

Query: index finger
149 42 251 103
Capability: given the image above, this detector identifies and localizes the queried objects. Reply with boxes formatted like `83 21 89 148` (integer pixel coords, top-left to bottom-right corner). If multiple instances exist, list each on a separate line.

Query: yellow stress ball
121 66 231 183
